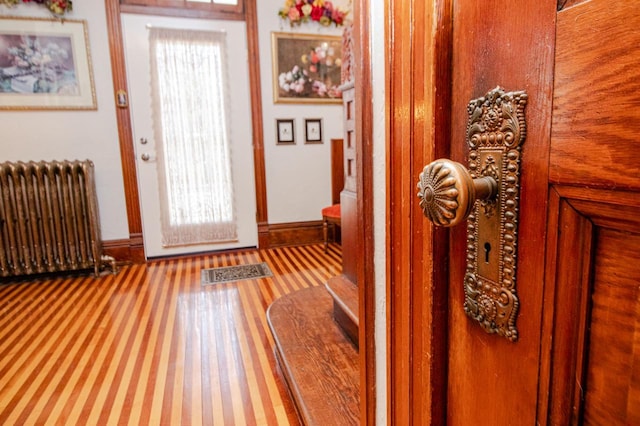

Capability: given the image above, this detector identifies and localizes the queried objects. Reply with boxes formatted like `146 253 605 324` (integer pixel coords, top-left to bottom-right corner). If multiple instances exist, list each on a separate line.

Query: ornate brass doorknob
417 159 498 227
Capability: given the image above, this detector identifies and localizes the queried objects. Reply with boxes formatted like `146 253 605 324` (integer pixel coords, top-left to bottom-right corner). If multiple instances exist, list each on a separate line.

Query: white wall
0 1 129 241
370 2 387 424
257 0 349 224
1 0 350 245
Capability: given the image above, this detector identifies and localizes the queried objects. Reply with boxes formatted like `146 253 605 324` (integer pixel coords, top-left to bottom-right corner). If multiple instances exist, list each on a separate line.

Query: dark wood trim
266 221 325 247
103 236 145 264
120 4 245 20
353 0 376 424
387 0 452 424
120 0 244 15
331 138 344 205
104 0 146 263
245 0 270 249
538 188 594 425
539 185 640 424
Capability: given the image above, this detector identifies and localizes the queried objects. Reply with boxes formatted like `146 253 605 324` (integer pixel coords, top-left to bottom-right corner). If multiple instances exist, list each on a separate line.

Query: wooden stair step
267 286 360 426
325 275 359 346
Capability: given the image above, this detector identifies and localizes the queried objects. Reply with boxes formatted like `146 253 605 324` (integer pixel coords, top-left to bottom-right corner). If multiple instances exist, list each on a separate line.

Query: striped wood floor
0 243 342 425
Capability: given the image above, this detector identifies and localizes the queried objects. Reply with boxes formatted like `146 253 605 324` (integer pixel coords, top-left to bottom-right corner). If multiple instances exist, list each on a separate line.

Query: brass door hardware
417 87 527 341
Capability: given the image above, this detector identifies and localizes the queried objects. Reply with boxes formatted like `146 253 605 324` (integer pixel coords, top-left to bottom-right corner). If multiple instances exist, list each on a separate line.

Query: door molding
103 0 268 260
353 0 376 423
105 0 145 263
387 0 452 423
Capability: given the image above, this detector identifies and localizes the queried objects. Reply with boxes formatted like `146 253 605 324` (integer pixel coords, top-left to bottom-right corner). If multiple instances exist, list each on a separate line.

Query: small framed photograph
304 118 323 144
115 90 128 108
276 119 295 144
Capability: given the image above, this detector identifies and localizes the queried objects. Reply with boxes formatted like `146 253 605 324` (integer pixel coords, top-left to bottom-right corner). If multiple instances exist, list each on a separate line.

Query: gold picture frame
0 16 97 110
271 32 342 104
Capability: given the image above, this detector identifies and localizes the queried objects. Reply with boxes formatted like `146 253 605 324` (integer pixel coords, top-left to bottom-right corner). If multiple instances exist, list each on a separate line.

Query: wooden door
388 0 640 424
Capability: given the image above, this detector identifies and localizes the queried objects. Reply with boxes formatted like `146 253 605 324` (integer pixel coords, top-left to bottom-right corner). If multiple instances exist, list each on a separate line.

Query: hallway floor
0 243 341 425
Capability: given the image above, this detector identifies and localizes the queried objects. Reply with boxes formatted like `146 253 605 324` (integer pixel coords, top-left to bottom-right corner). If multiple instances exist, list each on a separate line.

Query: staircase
267 283 359 425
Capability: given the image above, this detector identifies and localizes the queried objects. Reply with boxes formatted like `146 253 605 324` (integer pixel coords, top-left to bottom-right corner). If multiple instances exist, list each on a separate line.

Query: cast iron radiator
0 160 114 278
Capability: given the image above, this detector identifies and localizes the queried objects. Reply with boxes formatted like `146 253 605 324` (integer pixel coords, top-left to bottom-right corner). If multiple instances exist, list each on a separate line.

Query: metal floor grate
201 262 273 285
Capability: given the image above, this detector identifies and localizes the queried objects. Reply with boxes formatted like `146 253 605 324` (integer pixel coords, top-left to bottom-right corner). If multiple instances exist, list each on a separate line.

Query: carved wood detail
341 23 354 85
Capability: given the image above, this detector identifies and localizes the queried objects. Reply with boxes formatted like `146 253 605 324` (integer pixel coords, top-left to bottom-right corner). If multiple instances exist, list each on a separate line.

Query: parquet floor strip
0 243 341 425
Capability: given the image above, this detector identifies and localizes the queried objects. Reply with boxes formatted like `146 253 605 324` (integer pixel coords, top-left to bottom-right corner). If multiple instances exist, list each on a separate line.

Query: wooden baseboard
267 221 325 248
106 222 325 260
103 233 145 264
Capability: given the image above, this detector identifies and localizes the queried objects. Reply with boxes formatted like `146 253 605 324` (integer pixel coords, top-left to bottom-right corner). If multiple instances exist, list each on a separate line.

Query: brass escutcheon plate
463 87 527 342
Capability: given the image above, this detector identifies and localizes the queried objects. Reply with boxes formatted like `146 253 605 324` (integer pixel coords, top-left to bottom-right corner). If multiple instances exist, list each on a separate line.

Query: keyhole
484 242 492 264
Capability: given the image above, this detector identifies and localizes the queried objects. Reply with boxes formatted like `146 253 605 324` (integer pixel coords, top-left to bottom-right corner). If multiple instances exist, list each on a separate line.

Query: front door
121 13 258 258
388 0 640 424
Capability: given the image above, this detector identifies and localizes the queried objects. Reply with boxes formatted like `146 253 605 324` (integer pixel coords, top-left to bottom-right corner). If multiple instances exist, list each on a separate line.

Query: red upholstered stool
321 203 341 253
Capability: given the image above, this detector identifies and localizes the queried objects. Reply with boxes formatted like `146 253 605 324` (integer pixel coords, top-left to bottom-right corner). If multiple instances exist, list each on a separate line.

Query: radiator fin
0 160 109 277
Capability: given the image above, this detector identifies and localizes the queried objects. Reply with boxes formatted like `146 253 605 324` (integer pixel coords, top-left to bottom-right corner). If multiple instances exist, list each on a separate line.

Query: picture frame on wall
276 119 295 144
271 32 343 104
304 118 323 144
0 17 97 110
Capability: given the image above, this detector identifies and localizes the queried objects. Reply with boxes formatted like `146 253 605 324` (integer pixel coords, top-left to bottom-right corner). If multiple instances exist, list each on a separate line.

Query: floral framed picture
272 32 342 104
0 17 97 110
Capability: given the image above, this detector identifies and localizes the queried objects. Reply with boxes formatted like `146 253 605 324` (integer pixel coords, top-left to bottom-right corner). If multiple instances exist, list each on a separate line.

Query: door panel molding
539 187 595 425
540 185 640 424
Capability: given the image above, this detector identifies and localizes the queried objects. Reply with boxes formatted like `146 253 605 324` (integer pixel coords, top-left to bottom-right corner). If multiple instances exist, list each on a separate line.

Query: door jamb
354 0 376 424
386 0 452 423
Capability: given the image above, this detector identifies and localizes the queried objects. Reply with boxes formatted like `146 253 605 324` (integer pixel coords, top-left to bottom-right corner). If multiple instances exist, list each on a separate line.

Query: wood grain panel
0 244 341 425
268 286 360 426
583 228 640 423
539 190 594 425
447 1 556 423
266 221 324 248
541 188 640 425
551 1 640 190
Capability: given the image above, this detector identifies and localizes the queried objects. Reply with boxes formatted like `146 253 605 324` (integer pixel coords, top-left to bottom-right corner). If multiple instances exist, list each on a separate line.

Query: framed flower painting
271 32 342 104
0 17 96 110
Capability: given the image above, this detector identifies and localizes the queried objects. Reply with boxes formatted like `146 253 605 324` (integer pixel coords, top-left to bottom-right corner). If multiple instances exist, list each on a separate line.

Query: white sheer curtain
149 27 237 247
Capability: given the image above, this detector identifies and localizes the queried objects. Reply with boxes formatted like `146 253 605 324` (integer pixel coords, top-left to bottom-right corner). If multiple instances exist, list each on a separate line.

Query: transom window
120 0 244 20
187 0 237 4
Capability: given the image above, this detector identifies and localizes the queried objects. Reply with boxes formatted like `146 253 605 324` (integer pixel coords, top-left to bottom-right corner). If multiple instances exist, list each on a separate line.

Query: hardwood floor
0 243 342 425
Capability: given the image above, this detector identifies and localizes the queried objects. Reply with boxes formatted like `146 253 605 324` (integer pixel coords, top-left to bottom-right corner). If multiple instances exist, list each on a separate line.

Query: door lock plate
463 87 527 342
